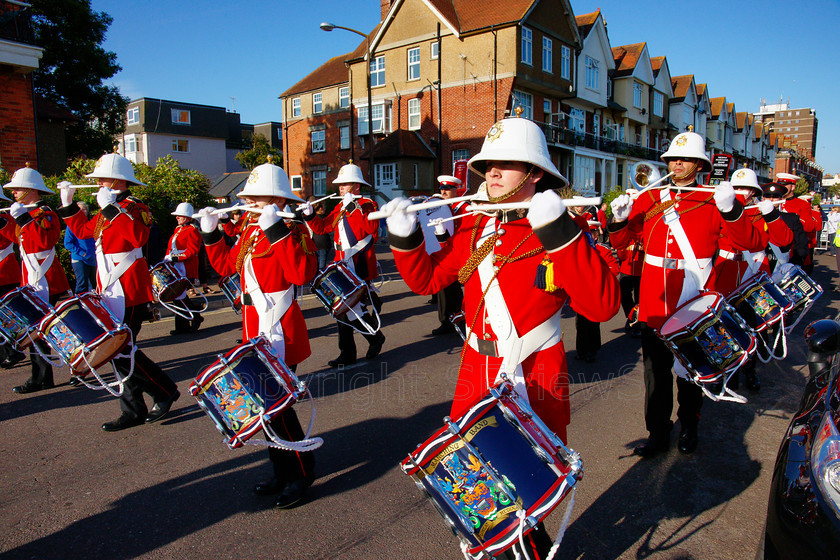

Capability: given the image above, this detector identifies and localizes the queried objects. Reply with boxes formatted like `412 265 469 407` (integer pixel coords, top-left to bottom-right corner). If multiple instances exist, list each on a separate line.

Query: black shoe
365 331 385 360
102 413 144 432
254 478 284 496
274 478 309 509
145 390 181 423
328 355 356 368
1 350 25 369
431 323 456 336
633 436 670 458
678 427 699 454
745 370 760 392
13 379 54 394
190 315 204 333
68 376 82 387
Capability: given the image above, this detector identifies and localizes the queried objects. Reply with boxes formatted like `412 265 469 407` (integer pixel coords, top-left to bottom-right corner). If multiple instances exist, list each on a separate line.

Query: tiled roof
709 97 726 118
612 43 646 77
670 75 694 101
280 52 353 98
650 56 664 76
696 83 707 97
440 0 536 34
726 102 735 116
208 172 250 198
360 129 436 159
575 8 600 37
735 112 747 130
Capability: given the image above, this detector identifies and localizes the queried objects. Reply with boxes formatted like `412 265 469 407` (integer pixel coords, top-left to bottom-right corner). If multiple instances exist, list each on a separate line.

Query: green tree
793 177 810 197
29 0 128 158
235 133 281 170
133 155 214 235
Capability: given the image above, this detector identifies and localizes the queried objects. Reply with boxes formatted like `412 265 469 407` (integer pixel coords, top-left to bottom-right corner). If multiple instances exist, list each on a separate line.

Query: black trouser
116 304 179 419
619 274 641 318
436 281 463 325
337 291 382 360
641 325 703 437
25 292 65 387
575 313 601 357
173 294 202 332
267 365 315 484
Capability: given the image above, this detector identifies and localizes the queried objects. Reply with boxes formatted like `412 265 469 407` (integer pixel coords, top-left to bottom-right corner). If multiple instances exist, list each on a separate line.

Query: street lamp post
320 22 376 203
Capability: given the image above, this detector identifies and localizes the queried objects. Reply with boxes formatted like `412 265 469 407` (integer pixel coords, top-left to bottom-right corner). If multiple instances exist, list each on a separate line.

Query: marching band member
614 190 644 338
198 159 318 509
304 162 385 367
382 114 620 559
0 186 25 369
761 182 809 269
58 153 180 431
609 130 763 457
2 165 70 393
777 173 817 273
166 202 204 335
429 175 465 336
706 167 793 392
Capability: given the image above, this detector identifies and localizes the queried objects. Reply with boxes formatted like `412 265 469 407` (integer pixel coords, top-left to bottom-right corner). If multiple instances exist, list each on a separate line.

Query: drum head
660 293 721 337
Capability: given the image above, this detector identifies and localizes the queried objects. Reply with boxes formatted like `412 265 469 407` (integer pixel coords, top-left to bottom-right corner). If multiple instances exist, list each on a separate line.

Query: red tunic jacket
391 211 620 441
307 197 380 281
58 192 154 308
203 216 317 367
166 223 202 279
0 215 22 288
609 187 763 330
2 202 69 296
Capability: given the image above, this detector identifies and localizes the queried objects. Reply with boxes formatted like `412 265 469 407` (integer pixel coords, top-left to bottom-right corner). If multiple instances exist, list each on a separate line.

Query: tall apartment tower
754 99 818 159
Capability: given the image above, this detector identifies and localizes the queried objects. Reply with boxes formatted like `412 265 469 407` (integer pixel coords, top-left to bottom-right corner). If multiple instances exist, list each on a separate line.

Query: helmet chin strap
673 161 699 182
485 165 534 203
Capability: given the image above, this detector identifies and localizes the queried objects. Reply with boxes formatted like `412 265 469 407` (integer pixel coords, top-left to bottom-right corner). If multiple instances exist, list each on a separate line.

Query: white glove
714 181 736 213
758 199 775 216
9 202 27 219
163 254 173 262
383 197 417 238
342 192 355 208
298 201 314 217
219 212 229 220
258 203 282 231
527 190 567 229
198 207 219 233
610 194 634 222
433 221 447 236
96 187 117 209
58 181 76 207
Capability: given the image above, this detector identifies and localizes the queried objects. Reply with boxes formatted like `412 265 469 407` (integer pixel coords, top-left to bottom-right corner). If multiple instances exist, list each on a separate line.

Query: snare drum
311 261 367 318
401 380 582 559
150 261 192 302
725 272 791 333
189 336 307 449
773 263 823 326
38 293 131 373
657 291 756 385
218 273 242 312
0 285 53 350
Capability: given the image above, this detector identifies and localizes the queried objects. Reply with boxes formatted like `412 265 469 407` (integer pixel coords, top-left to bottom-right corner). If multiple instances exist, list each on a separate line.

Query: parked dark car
760 319 840 559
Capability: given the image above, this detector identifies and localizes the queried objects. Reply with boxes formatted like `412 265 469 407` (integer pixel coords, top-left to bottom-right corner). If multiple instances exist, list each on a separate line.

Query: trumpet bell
630 161 662 189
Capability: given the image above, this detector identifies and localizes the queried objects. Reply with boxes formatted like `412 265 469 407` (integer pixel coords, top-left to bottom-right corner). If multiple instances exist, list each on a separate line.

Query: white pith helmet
3 164 51 194
238 157 303 202
660 130 712 173
731 167 761 195
86 152 146 186
332 162 370 187
171 202 195 218
468 112 569 187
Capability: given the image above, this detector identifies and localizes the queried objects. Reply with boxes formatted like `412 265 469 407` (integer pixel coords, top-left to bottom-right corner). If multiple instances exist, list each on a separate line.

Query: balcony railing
536 121 664 161
0 2 35 45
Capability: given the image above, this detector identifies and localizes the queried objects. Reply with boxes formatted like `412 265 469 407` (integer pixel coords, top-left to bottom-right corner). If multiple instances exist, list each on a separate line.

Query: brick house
0 0 43 172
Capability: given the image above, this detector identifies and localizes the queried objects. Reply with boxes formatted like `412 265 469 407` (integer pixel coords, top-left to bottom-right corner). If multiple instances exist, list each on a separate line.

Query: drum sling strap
0 244 13 262
20 246 54 303
95 239 142 323
768 243 790 265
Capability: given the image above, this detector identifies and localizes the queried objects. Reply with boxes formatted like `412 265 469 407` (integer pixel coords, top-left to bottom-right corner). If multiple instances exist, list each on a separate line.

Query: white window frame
560 45 570 79
370 55 385 87
453 149 470 168
124 135 138 153
339 124 350 150
430 41 439 60
339 87 350 109
584 56 599 90
521 27 532 65
311 129 325 153
408 98 421 130
407 47 420 81
653 91 663 117
542 37 552 73
292 98 301 118
126 107 139 125
357 101 391 135
312 170 327 196
570 108 585 133
593 114 600 137
512 90 533 120
313 92 322 114
633 83 643 108
376 162 398 188
290 175 303 192
171 138 189 152
171 109 190 125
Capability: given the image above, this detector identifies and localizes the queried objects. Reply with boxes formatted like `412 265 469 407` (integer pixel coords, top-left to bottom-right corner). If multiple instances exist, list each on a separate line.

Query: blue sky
91 0 840 175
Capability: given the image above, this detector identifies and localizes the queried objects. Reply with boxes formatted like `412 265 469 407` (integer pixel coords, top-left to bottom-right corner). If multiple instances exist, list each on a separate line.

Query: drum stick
465 197 602 213
367 194 478 221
